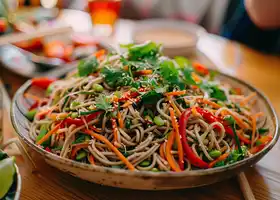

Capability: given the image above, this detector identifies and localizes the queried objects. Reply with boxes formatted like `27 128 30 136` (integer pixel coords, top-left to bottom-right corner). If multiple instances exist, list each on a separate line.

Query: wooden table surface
1 10 280 200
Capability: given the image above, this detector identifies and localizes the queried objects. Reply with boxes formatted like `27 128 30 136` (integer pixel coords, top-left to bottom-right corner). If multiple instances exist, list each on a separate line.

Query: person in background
222 0 280 54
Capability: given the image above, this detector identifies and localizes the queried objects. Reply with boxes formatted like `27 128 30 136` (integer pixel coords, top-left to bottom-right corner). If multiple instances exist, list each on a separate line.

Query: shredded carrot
122 101 132 108
111 118 120 147
135 69 153 75
88 155 95 165
117 111 124 129
160 142 166 159
49 113 69 121
196 98 221 109
221 110 249 129
123 65 128 71
236 130 251 144
84 130 135 171
209 152 230 168
165 131 181 172
70 143 89 159
169 108 184 170
165 90 186 97
240 92 257 106
167 96 181 116
24 93 41 101
252 112 264 119
36 122 62 145
191 72 201 83
94 49 106 59
251 114 257 147
191 106 199 117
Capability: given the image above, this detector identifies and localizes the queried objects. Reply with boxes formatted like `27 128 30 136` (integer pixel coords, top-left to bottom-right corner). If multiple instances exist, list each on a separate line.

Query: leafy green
159 60 184 89
0 156 15 199
258 128 269 134
226 146 247 164
174 56 191 68
95 94 113 112
141 90 162 105
101 66 133 88
214 160 225 167
78 57 99 77
182 68 197 85
127 41 161 63
200 83 227 101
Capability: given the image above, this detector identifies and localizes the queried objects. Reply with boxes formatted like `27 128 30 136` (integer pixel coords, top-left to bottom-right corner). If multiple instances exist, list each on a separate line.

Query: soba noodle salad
26 41 272 172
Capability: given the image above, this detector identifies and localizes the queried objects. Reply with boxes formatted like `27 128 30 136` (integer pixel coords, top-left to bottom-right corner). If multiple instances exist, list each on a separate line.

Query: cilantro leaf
141 91 162 105
182 68 197 85
174 56 191 68
127 41 161 62
101 67 133 88
78 57 99 77
95 94 113 112
200 83 227 101
159 60 185 90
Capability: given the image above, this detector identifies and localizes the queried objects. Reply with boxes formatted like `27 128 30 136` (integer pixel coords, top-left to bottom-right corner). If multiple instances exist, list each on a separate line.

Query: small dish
132 19 206 57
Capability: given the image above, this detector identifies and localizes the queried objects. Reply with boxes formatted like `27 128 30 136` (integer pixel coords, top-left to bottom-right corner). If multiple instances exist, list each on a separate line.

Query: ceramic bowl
132 19 206 57
10 71 279 190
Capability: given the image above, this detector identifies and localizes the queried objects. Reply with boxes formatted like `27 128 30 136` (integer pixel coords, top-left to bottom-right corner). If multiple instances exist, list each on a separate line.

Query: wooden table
1 12 280 200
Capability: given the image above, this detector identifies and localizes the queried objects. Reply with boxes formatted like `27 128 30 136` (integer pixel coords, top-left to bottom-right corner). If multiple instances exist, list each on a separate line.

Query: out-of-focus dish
11 42 279 189
0 150 21 200
133 19 206 57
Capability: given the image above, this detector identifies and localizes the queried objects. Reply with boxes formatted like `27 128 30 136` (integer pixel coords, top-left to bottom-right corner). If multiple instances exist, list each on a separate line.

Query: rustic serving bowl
11 71 279 190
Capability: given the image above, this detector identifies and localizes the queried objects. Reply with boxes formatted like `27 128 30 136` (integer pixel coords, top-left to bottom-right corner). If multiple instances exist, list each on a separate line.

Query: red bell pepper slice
195 107 250 144
31 77 56 90
63 111 103 126
192 62 209 76
179 109 209 169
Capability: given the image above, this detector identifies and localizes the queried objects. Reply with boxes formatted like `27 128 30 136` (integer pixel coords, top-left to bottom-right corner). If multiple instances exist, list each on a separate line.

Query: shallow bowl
11 71 279 190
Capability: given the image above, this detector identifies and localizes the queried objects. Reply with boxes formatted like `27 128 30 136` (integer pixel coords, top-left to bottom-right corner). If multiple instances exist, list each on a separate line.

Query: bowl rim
10 70 279 178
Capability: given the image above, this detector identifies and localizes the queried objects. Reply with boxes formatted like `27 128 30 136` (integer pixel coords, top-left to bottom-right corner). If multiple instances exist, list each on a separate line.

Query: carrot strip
94 49 106 59
111 118 119 145
196 98 221 109
88 155 95 165
117 111 124 129
24 93 41 101
209 152 230 168
165 131 181 172
36 122 62 145
165 90 186 97
191 72 201 83
160 142 166 160
84 130 135 171
167 96 181 116
251 114 257 147
169 108 184 170
122 101 132 108
49 113 69 121
135 69 153 75
71 143 89 159
240 92 257 106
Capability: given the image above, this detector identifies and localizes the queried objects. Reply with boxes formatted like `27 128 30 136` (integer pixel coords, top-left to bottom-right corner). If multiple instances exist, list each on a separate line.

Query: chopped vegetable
76 150 87 160
258 128 269 134
101 66 133 88
36 125 51 147
31 77 56 89
26 109 37 121
139 160 151 167
141 90 162 105
209 150 222 158
179 109 209 168
154 116 164 126
78 57 99 77
95 94 113 112
92 83 104 92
